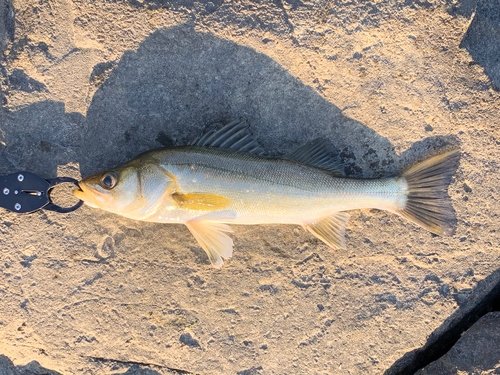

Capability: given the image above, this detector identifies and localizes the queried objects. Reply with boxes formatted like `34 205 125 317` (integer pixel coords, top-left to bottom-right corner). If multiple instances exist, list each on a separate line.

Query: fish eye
100 172 118 189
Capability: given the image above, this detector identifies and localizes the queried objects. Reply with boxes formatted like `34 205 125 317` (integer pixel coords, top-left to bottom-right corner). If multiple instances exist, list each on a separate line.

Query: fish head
74 161 175 218
74 166 141 212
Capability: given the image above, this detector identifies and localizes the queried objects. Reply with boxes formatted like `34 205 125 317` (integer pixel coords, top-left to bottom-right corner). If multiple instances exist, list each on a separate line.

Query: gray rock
417 312 500 374
114 365 162 375
179 333 201 348
0 355 61 375
448 0 480 17
0 355 14 375
460 0 500 89
237 366 263 375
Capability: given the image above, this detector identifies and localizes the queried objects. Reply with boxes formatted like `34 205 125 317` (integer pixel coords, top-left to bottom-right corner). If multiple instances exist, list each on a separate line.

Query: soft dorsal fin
191 120 268 156
185 221 234 268
287 139 344 176
303 212 351 250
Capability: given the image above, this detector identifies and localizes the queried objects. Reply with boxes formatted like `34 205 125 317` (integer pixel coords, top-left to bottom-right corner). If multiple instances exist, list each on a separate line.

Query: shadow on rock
81 23 396 178
0 354 166 375
80 24 460 178
1 23 457 185
0 354 62 375
460 0 500 90
416 312 500 374
446 0 479 18
384 265 500 374
112 363 162 375
1 100 85 176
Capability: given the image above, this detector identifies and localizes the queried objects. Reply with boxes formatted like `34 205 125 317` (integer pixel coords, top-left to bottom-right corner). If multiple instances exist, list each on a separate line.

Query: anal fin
185 221 234 268
303 212 350 250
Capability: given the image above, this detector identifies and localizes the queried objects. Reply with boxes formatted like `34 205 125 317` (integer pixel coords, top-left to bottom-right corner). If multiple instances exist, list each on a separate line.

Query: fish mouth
74 181 83 192
73 181 105 208
73 182 91 204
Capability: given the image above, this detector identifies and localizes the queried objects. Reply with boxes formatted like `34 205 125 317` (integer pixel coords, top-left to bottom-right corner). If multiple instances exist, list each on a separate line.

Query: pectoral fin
173 193 231 211
185 221 234 268
303 212 351 250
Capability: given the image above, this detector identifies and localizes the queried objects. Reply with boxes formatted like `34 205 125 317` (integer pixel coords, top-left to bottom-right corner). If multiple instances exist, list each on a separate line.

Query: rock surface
0 0 499 374
0 354 61 375
460 0 500 90
416 312 500 374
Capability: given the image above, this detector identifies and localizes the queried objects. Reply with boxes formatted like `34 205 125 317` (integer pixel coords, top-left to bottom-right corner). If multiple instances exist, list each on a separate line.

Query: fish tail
396 149 460 236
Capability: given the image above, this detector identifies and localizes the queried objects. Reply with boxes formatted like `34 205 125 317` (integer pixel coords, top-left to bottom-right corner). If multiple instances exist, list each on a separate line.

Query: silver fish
74 121 460 267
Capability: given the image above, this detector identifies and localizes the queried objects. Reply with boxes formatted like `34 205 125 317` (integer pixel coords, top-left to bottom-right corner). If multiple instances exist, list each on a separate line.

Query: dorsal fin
287 139 344 176
191 120 267 156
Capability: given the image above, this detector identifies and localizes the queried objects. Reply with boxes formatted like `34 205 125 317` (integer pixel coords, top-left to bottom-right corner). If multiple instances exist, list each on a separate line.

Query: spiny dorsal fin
191 120 267 156
287 139 344 176
173 192 232 211
303 212 351 250
185 221 234 268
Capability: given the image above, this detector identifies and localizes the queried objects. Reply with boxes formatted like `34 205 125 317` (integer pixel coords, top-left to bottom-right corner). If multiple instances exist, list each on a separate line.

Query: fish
74 120 460 267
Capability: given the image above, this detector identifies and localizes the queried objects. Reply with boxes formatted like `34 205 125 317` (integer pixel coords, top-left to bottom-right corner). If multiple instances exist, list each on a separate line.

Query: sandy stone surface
0 0 499 374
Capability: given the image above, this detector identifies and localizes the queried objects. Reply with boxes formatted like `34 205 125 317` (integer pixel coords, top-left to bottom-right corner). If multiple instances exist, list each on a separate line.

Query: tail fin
397 150 460 236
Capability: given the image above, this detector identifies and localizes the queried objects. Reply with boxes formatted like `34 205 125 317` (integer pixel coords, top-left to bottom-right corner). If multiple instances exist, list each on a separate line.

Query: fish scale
153 147 406 225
